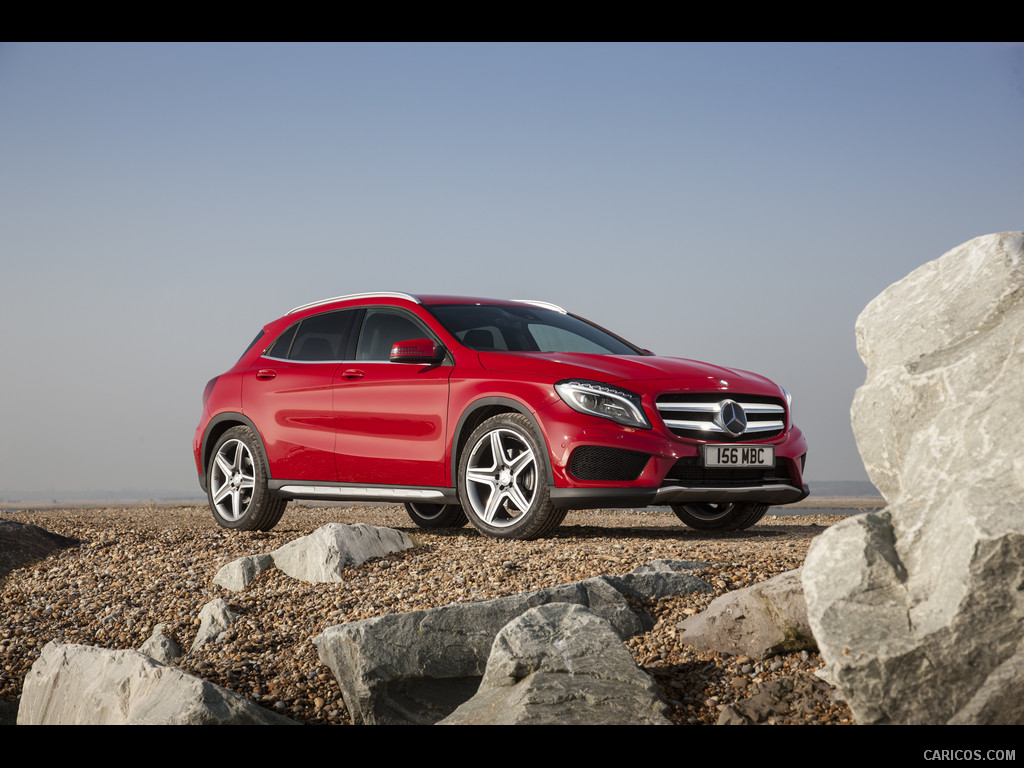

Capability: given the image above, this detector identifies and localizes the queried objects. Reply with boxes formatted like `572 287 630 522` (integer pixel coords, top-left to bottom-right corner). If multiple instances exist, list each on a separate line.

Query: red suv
193 293 808 539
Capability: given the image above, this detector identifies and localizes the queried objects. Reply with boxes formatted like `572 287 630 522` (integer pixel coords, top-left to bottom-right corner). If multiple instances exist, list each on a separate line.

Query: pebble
0 504 854 725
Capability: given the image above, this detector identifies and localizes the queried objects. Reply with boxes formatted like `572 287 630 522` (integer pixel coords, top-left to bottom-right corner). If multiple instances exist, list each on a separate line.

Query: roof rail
288 292 420 314
513 299 567 314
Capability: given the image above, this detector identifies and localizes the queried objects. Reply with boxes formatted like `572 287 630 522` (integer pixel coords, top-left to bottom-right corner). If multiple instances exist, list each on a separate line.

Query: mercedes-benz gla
193 293 808 539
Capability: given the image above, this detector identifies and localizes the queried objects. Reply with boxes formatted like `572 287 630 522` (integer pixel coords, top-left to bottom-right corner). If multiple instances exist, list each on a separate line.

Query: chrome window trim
259 356 446 365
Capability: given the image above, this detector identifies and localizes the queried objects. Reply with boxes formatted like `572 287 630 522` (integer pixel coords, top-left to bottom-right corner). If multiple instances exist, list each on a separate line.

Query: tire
207 426 286 531
404 502 468 529
670 502 769 531
457 413 564 540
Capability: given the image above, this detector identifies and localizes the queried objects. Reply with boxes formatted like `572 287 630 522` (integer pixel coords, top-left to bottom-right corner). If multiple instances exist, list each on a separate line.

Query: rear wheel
671 502 768 531
404 502 468 529
207 426 286 531
458 413 564 540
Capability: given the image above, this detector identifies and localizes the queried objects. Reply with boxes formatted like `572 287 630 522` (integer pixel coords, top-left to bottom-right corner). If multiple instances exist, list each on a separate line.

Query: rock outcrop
211 523 418 592
440 603 672 725
138 623 181 665
213 553 273 591
191 597 238 650
678 568 815 659
270 523 417 584
803 232 1024 725
17 642 295 725
314 569 711 725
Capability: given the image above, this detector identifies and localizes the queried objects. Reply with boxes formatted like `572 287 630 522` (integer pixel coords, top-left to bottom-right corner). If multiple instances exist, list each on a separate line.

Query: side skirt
268 480 459 505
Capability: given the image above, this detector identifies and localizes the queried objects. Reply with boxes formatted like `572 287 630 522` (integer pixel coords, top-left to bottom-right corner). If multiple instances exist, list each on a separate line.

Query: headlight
555 380 651 429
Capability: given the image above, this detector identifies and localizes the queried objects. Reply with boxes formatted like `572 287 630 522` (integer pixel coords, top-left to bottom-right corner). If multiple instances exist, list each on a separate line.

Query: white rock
191 597 237 651
804 232 1024 725
271 523 416 583
440 603 671 725
213 553 273 591
18 642 294 725
678 568 814 659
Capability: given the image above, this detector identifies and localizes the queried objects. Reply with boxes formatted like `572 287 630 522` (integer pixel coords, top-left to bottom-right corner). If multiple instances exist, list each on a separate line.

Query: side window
265 310 357 362
355 308 432 361
264 324 297 359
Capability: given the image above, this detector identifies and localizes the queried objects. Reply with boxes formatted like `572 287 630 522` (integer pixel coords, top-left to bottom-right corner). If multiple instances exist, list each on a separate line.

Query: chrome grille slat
656 393 787 442
657 402 784 414
662 419 784 433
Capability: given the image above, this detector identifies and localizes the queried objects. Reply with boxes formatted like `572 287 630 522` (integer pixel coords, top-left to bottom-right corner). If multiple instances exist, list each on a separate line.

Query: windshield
425 304 644 355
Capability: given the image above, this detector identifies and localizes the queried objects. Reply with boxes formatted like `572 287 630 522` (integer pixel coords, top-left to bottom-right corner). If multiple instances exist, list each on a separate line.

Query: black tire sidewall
671 502 768 531
404 502 468 529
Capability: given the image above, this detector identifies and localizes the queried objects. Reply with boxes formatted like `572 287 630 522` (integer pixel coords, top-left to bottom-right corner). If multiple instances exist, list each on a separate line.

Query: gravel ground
1 503 855 725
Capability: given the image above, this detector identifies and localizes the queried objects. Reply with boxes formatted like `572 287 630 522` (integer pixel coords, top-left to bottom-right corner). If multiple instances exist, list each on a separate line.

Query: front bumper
535 398 809 510
550 482 809 509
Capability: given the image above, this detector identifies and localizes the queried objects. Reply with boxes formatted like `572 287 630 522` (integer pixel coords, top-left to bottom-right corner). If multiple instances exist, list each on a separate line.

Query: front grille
663 457 794 487
656 393 786 442
569 446 650 482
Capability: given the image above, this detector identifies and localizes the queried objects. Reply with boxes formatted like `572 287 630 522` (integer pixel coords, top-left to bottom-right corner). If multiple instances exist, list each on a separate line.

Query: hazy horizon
2 43 1022 500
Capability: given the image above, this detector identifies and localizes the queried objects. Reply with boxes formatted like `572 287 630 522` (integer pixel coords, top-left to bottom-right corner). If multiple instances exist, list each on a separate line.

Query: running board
274 484 450 502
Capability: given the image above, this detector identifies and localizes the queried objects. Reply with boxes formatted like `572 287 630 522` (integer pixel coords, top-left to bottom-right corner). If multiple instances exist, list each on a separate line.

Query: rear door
243 309 358 481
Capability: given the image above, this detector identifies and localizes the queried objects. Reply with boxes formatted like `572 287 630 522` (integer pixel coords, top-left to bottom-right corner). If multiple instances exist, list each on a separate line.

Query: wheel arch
450 397 555 486
199 413 271 491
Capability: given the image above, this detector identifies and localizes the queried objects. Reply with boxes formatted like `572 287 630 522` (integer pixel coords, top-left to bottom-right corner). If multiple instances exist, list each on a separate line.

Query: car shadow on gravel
397 524 798 542
553 525 792 541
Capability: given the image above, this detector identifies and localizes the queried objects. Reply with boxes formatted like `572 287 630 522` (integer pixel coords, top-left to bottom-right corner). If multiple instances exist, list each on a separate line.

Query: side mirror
390 338 446 364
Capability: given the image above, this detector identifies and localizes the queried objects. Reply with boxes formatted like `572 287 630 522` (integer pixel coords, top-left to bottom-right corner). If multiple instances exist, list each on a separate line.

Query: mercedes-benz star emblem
718 400 747 436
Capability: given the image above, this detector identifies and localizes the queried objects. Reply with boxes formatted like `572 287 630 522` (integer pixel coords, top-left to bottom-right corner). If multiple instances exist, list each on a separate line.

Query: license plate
703 444 775 467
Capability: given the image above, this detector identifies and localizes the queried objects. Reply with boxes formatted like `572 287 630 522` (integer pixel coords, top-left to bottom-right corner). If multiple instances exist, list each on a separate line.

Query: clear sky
1 42 1022 501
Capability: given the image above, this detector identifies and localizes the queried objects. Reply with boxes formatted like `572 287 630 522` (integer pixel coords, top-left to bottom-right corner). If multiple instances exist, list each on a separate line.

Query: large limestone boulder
803 232 1024 725
18 642 295 725
314 569 710 724
440 603 672 725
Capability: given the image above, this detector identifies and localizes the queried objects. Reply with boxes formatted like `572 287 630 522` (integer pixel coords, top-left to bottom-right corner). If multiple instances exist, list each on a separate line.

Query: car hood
476 351 782 394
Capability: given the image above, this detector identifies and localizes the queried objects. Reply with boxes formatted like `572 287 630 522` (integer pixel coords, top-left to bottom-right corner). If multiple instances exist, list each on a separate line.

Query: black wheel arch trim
199 412 270 492
450 397 555 486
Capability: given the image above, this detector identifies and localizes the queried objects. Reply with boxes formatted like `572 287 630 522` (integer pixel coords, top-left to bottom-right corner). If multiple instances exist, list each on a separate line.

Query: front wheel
207 426 286 531
458 413 565 540
404 502 468 529
670 502 768 531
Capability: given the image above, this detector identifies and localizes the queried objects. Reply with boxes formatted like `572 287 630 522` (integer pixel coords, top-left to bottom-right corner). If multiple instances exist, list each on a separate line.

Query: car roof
287 293 566 315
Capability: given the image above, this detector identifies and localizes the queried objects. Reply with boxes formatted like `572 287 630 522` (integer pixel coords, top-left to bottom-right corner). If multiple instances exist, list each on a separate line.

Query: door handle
256 369 277 380
341 369 365 379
